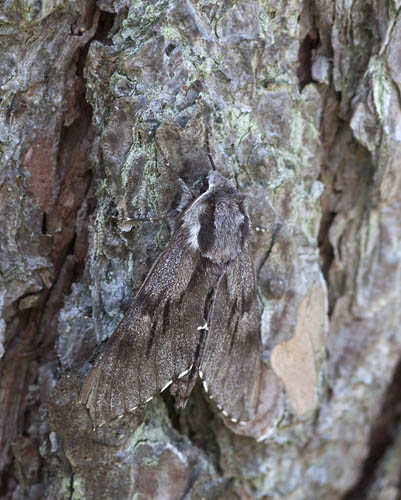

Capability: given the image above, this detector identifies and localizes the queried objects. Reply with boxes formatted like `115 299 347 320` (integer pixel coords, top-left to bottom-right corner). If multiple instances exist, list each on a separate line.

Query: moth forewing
79 233 214 427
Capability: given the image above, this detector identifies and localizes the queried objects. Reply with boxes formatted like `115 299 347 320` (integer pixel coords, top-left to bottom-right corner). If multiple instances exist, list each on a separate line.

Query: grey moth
80 132 262 428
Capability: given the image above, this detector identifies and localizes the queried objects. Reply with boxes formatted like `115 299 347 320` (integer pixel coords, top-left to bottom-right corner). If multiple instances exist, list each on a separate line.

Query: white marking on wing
183 191 211 250
160 380 172 392
178 364 193 379
186 218 200 250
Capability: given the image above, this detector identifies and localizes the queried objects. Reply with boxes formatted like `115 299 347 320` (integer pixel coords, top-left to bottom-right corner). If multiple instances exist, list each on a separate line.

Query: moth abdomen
203 288 215 320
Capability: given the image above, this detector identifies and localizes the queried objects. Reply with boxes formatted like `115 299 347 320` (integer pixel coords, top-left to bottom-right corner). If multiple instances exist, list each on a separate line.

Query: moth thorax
198 200 248 264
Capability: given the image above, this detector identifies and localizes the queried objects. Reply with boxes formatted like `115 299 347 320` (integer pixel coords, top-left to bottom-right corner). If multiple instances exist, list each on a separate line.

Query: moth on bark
79 128 262 428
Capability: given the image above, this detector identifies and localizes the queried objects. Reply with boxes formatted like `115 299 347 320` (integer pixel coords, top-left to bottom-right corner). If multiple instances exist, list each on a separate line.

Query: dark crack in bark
0 2 114 497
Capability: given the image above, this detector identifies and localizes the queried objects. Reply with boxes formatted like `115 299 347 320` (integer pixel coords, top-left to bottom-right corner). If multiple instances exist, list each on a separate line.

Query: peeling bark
1 1 401 499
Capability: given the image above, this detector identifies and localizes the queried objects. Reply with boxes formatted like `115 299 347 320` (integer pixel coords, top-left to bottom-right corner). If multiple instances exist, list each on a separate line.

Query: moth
79 130 262 428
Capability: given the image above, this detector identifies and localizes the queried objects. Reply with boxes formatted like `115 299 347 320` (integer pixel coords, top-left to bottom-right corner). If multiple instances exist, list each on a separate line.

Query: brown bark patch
24 136 56 212
271 280 327 415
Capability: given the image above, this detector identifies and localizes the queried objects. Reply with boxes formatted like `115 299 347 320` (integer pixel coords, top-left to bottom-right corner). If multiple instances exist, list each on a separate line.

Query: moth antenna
204 125 217 171
120 215 167 223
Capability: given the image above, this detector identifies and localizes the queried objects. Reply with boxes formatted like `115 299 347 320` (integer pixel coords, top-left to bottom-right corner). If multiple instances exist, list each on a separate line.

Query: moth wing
80 231 212 427
200 242 262 423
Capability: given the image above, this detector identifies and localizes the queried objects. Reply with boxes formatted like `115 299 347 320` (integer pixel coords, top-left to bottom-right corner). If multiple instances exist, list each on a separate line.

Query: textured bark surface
1 1 401 499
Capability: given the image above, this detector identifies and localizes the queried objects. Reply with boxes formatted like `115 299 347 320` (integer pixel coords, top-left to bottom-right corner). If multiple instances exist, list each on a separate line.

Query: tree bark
1 1 401 499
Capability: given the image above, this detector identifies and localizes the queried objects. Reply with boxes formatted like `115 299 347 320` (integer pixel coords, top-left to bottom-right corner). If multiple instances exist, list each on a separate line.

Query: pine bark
1 1 401 499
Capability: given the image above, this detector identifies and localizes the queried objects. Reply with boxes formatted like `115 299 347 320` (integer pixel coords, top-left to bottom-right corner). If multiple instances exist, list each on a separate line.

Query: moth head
198 175 210 195
195 170 235 195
